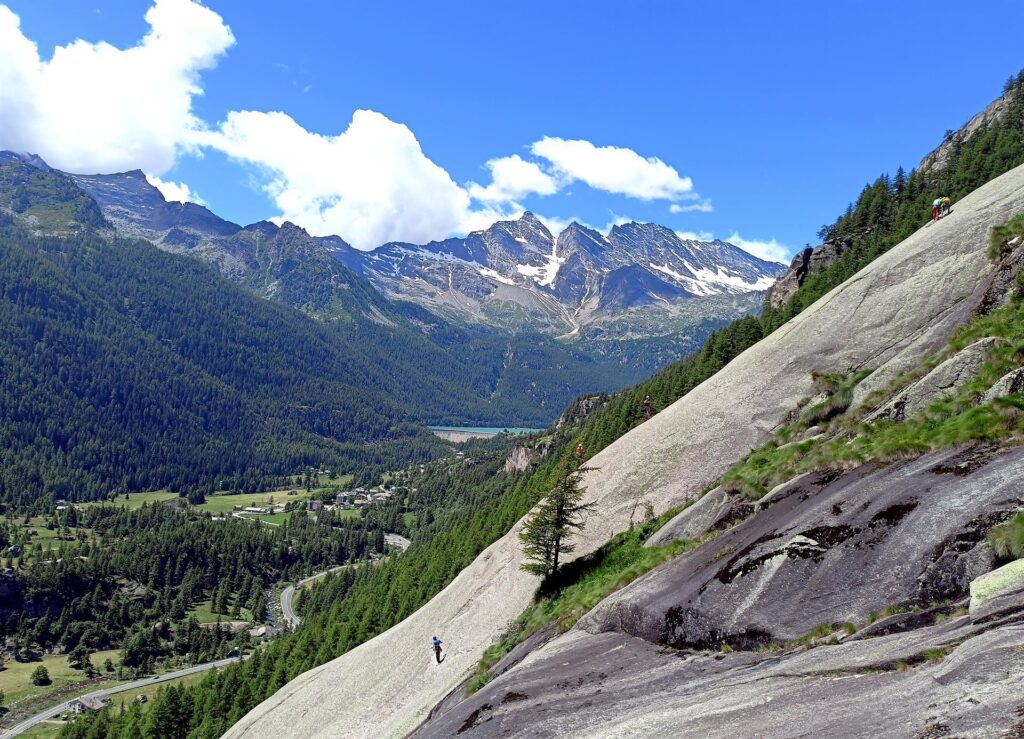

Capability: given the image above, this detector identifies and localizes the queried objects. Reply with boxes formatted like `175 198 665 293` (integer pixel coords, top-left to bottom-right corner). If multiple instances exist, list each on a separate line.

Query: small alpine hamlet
1 2 1023 738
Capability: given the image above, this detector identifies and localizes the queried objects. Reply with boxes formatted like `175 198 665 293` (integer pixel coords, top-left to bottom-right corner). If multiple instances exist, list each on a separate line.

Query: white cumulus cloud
468 154 558 204
530 136 695 201
676 230 715 242
0 0 233 174
203 108 495 250
0 1 716 251
145 174 206 205
669 200 713 214
726 232 791 264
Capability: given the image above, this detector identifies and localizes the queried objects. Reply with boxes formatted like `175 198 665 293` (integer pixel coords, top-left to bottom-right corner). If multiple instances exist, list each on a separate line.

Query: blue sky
2 0 1022 261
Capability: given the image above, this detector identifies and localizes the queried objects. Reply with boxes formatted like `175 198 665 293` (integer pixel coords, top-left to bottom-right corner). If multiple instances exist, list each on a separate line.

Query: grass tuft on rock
722 283 1024 499
989 512 1024 560
989 211 1024 261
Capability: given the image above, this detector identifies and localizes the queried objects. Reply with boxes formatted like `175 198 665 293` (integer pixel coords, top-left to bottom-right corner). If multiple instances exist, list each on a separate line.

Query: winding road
0 655 245 738
280 535 411 629
280 566 346 629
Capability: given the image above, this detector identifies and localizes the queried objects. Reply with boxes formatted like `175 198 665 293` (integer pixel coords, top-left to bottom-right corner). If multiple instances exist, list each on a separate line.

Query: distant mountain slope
52 158 780 377
0 156 640 427
0 211 424 506
0 160 655 505
337 214 784 366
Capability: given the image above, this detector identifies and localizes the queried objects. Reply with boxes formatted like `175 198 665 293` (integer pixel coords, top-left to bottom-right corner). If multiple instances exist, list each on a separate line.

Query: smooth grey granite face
226 164 1024 739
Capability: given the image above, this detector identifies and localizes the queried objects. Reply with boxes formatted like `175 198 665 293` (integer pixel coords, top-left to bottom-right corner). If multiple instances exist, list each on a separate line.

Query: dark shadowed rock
581 446 1024 650
416 618 1024 738
766 247 813 308
766 239 853 309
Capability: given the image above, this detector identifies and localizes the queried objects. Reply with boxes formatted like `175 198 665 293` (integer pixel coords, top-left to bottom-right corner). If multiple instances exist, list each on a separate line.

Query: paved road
280 537 410 629
0 656 244 738
280 566 347 629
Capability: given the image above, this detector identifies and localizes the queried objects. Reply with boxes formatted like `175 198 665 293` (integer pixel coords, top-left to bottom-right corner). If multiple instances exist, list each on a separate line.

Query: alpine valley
9 152 784 378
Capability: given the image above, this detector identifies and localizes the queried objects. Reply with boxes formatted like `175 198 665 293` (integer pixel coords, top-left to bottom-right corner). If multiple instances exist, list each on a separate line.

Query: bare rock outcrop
982 367 1024 402
582 447 1024 649
554 393 609 429
225 164 1024 739
766 247 812 308
766 239 852 309
919 93 1013 173
865 337 999 422
969 558 1024 622
644 487 747 546
502 446 533 474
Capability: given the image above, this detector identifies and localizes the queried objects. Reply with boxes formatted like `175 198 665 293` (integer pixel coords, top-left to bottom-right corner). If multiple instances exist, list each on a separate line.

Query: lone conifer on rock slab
520 462 596 579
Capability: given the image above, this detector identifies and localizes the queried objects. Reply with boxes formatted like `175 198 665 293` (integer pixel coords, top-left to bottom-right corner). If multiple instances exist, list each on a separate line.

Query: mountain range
334 213 783 352
2 151 782 376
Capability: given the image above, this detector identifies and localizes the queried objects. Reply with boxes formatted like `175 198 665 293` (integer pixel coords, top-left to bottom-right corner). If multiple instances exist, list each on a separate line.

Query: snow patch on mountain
649 263 715 296
479 267 515 285
683 261 777 291
516 243 564 288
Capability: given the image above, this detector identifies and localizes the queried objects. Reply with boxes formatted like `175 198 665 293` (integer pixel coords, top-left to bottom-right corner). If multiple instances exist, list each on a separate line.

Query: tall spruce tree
519 462 595 579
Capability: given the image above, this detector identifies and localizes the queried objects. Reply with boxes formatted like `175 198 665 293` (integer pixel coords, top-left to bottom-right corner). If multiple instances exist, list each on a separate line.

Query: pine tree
519 463 596 579
30 665 50 685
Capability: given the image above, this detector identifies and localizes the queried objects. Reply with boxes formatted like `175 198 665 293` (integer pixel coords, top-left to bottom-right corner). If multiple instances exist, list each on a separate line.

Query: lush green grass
466 512 693 694
18 719 65 738
106 671 208 714
86 491 180 510
9 670 210 737
990 212 1024 261
989 512 1024 560
255 512 290 525
722 295 1024 499
795 370 873 430
195 490 306 515
0 649 122 713
188 599 252 625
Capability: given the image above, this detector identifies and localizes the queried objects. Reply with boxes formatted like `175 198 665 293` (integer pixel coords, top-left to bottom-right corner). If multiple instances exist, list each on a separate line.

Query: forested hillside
0 159 648 507
63 72 1024 739
0 212 463 506
0 503 388 669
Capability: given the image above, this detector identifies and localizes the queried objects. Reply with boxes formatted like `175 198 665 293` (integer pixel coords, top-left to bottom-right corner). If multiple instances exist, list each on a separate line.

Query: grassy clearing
0 649 122 712
17 719 65 738
466 512 693 694
107 671 208 714
195 490 306 515
88 491 179 510
188 599 252 625
722 297 1024 499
